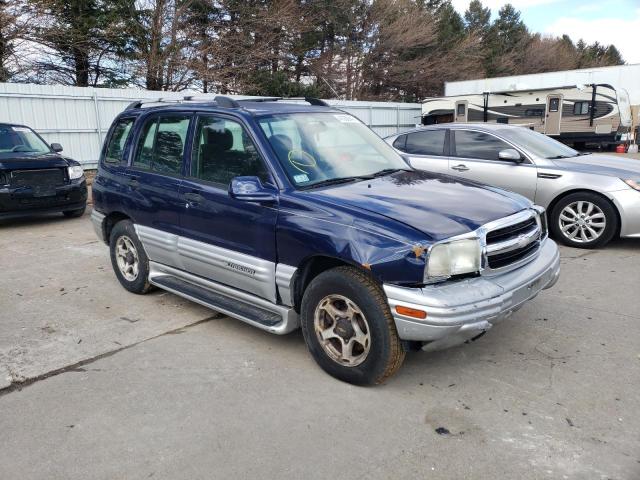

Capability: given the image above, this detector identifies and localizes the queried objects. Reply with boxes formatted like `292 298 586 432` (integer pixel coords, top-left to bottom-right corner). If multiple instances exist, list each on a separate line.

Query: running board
148 262 299 335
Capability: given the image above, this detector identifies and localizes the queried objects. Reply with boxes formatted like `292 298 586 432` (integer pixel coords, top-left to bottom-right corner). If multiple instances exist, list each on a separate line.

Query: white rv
422 84 632 148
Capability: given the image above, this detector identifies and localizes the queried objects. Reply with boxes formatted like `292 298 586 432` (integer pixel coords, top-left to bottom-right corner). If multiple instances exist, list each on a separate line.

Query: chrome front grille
483 210 543 273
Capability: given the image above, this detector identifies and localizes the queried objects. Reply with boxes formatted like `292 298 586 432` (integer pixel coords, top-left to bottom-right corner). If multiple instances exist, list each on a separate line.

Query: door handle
451 164 470 172
129 178 139 189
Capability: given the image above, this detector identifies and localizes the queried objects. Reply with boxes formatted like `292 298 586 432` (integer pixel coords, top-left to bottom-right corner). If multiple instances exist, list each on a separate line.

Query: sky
451 0 640 64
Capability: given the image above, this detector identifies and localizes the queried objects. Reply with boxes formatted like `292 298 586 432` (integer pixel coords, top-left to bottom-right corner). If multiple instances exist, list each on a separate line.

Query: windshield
496 127 578 159
0 125 51 155
258 112 409 188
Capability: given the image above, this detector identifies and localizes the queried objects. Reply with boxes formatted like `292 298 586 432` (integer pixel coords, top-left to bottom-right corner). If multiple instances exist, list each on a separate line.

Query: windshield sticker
12 127 31 132
293 173 309 183
334 114 359 123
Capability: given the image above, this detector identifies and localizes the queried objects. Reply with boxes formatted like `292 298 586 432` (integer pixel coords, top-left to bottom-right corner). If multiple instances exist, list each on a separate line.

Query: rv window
453 130 513 161
525 109 544 117
404 130 446 156
456 104 466 116
573 101 589 115
549 98 560 112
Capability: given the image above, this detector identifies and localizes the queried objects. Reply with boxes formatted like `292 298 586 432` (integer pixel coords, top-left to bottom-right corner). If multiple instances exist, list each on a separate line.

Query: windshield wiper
576 152 592 156
369 168 410 178
299 176 363 189
546 155 571 159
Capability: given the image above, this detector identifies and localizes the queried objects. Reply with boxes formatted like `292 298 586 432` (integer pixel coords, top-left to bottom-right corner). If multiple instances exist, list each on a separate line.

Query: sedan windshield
0 125 51 155
258 113 409 188
496 127 579 159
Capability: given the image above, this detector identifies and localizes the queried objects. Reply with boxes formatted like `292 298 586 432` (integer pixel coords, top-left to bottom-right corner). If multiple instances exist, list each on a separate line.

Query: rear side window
104 118 134 164
404 130 446 156
132 115 190 175
392 135 406 150
453 130 511 161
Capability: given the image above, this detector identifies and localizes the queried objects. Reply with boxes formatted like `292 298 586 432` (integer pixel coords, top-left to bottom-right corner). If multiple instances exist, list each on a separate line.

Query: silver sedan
385 124 640 248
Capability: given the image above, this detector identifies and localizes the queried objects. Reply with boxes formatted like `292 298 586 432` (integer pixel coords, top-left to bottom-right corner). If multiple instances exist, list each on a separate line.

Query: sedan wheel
550 192 618 249
558 201 606 244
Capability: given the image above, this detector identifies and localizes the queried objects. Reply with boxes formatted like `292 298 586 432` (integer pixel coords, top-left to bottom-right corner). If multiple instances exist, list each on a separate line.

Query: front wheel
300 266 405 385
550 192 618 249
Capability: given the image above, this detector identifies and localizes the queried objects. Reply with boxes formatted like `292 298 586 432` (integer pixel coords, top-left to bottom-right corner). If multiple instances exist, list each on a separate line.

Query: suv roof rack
125 95 241 111
124 95 329 111
236 96 330 107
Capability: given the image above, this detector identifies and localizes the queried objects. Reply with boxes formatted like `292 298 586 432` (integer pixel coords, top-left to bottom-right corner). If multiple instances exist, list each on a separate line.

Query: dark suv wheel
550 192 618 249
300 266 405 385
109 219 153 294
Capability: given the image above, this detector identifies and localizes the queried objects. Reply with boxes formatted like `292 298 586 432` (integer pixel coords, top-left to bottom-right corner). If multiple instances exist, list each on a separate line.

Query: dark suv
92 97 560 384
0 123 87 219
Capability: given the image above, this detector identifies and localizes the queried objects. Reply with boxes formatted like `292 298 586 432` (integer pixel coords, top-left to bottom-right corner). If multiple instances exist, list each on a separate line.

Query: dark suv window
133 115 190 175
104 117 134 164
453 130 512 161
191 115 269 186
404 130 446 156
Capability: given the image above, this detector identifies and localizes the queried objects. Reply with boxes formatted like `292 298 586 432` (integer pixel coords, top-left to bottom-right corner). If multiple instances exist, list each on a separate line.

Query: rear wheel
550 192 618 249
109 219 153 294
300 266 405 385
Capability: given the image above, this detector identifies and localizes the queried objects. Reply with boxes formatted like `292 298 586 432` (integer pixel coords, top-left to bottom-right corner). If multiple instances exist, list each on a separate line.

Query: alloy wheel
558 200 606 244
115 235 140 281
313 294 371 367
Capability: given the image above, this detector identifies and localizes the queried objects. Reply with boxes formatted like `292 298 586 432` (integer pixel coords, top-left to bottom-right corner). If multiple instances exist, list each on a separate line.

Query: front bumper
610 188 640 238
384 239 560 351
0 178 87 219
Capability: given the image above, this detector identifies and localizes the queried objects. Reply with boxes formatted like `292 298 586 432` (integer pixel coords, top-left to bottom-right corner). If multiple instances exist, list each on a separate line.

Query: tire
300 266 405 385
63 205 86 218
109 219 153 294
550 192 618 249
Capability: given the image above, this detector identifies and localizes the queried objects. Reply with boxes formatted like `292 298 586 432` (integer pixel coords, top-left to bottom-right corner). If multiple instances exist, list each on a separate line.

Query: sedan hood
304 170 531 242
552 154 640 179
0 153 71 171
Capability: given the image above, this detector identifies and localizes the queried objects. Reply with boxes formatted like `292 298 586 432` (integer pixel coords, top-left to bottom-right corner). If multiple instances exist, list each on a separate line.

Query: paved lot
1 211 639 480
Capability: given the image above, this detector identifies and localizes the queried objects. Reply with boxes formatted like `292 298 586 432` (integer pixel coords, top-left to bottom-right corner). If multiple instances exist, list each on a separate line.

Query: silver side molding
275 264 297 306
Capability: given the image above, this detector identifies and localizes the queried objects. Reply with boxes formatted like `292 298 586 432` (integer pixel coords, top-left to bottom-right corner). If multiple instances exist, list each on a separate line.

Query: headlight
623 179 640 191
425 238 481 282
68 165 84 180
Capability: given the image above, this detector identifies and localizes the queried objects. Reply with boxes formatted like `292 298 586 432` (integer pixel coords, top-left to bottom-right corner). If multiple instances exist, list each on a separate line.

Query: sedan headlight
68 165 84 180
622 178 640 191
425 238 481 282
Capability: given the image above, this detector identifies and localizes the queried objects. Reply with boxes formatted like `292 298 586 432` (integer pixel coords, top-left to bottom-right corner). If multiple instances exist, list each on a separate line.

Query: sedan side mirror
229 176 277 203
498 148 522 163
50 143 63 153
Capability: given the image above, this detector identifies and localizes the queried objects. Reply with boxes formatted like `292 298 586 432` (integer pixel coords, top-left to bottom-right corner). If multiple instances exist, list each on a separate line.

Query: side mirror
229 176 277 203
498 148 522 163
50 143 63 153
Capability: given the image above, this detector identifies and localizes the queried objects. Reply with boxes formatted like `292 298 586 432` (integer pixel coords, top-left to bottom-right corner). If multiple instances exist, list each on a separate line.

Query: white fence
0 83 421 168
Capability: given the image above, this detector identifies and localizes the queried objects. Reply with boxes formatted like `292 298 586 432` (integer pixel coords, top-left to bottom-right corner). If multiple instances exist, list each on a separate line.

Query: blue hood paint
297 170 531 242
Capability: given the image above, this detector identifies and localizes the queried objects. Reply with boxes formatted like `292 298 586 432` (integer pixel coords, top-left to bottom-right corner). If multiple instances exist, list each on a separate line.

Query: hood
303 170 531 242
0 153 72 171
552 154 640 179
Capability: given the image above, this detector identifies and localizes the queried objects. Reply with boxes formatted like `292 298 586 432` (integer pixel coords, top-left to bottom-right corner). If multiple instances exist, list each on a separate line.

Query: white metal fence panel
0 83 421 168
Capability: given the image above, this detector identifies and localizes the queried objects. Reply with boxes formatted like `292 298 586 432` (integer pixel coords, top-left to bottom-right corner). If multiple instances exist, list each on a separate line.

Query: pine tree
464 0 490 34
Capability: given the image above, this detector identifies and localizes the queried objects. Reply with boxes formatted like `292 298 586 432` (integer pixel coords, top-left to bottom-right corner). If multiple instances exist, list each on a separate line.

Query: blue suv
92 97 560 384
